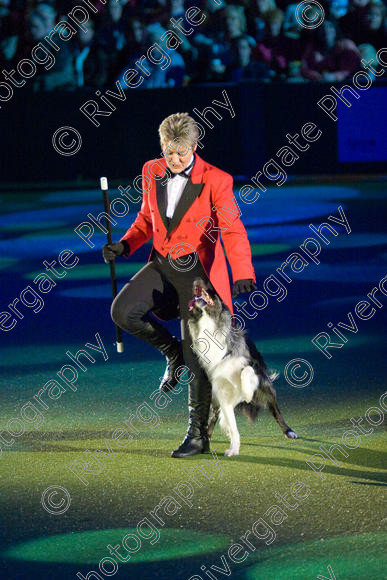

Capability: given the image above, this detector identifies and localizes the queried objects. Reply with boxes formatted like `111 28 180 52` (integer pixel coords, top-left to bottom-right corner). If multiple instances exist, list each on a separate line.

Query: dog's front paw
285 430 298 439
225 448 239 457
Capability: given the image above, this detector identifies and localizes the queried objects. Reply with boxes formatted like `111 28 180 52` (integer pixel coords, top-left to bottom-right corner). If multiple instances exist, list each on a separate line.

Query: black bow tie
167 160 194 179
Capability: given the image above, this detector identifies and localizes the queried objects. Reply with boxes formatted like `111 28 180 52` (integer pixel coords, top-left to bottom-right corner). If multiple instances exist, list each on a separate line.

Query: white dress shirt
166 154 194 219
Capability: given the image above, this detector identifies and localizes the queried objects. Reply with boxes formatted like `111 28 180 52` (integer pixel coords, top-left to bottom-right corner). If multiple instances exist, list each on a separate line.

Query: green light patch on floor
250 334 378 356
1 528 231 565
233 532 386 580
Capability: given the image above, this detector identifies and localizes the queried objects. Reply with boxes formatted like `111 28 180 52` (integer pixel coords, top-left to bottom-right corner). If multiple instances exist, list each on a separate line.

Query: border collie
188 279 298 456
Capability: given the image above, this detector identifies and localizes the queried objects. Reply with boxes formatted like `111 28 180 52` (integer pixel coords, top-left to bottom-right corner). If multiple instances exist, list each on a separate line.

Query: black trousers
111 250 213 433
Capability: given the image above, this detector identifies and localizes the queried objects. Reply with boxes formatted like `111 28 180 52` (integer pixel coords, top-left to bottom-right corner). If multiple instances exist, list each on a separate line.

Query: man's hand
102 242 127 264
232 279 257 298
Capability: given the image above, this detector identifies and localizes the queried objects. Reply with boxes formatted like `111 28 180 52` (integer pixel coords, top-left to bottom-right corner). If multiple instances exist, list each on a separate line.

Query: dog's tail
236 371 278 424
237 337 279 424
236 401 260 423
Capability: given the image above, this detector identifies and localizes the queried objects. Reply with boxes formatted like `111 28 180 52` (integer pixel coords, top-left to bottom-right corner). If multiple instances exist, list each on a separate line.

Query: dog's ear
193 278 205 293
201 288 215 306
206 287 218 301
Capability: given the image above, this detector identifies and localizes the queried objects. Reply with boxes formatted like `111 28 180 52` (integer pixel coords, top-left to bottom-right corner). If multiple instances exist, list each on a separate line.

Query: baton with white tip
100 176 124 353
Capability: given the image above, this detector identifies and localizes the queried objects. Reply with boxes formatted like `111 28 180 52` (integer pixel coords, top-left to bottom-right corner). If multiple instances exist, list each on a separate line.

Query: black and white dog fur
188 279 298 457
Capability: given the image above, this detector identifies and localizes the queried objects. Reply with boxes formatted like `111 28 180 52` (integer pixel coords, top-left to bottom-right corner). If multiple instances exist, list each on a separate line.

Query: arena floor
0 177 386 579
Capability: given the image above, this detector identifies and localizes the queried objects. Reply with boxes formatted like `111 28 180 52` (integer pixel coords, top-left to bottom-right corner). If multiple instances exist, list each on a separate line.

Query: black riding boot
158 336 185 392
171 374 212 458
129 315 184 392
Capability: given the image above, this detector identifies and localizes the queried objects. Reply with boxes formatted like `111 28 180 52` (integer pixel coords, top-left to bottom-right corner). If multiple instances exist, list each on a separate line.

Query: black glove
102 241 129 264
232 279 257 298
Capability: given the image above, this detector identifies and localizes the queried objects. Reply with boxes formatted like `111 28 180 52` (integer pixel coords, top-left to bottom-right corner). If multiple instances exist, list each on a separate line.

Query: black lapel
156 172 204 237
166 177 204 236
156 177 169 232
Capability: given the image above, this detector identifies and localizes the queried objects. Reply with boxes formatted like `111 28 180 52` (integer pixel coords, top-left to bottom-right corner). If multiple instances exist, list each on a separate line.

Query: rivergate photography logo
295 0 325 30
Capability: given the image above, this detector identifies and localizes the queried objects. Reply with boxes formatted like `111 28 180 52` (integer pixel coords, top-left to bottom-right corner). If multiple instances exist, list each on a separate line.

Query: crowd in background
1 0 386 90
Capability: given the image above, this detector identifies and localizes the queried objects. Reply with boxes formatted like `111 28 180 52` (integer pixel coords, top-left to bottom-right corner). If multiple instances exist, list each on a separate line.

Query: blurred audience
247 0 278 41
1 0 385 90
74 20 109 86
98 0 129 83
256 8 287 78
358 41 384 76
226 34 270 80
302 18 361 81
17 8 76 90
360 0 387 49
339 0 370 42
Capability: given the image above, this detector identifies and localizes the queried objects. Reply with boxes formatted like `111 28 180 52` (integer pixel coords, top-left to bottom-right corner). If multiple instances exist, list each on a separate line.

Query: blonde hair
158 113 199 152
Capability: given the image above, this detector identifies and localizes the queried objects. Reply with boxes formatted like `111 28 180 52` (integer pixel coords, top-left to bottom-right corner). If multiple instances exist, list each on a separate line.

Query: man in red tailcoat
103 113 256 458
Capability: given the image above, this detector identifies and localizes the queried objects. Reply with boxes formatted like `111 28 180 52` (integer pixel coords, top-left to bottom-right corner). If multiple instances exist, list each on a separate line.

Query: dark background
2 81 386 187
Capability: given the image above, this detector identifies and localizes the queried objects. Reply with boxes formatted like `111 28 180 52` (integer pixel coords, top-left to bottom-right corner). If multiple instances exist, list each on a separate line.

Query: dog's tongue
188 298 196 311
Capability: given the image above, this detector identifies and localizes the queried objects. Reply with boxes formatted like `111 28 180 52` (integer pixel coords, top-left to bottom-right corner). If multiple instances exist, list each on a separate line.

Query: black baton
100 176 124 353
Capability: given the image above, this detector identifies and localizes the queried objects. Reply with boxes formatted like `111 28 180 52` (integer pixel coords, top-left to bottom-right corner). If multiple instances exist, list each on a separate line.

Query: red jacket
120 153 255 314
